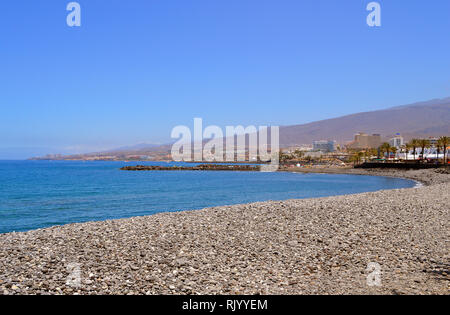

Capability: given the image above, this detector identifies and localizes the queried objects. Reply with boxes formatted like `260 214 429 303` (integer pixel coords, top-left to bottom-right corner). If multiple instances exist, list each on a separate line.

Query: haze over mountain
104 143 165 153
31 97 450 160
122 97 450 152
279 97 450 146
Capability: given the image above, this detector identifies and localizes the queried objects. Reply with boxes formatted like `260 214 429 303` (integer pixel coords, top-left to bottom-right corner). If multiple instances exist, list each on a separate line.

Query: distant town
30 133 450 168
279 133 449 169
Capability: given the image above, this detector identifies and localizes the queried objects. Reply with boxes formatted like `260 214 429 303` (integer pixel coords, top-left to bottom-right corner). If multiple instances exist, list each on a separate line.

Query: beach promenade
0 168 448 295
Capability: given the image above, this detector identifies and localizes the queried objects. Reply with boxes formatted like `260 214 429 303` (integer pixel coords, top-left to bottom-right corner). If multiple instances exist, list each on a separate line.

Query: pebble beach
0 168 448 295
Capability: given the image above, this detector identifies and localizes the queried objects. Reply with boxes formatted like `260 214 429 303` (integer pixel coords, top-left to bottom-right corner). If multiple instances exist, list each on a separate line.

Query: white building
389 134 404 149
313 140 336 153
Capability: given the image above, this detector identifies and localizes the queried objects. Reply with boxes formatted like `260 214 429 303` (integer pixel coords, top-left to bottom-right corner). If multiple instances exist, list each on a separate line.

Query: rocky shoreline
283 167 450 186
120 164 260 171
0 168 448 295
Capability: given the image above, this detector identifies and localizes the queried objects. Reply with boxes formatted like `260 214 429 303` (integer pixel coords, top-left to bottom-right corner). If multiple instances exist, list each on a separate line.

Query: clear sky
0 0 449 159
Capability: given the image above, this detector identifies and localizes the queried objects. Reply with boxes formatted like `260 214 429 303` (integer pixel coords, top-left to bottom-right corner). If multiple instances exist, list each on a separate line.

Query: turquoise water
0 161 415 233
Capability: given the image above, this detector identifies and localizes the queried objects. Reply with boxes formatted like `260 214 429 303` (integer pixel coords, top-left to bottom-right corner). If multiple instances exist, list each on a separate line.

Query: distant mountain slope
34 97 450 160
279 97 450 146
108 143 161 152
92 97 450 155
87 143 173 157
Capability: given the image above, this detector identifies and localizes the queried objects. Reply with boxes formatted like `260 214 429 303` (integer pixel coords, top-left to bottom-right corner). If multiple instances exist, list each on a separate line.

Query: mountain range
278 97 450 146
32 97 450 159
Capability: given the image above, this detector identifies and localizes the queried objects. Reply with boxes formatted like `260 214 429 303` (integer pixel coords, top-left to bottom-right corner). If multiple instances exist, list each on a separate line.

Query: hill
30 97 450 160
279 97 450 146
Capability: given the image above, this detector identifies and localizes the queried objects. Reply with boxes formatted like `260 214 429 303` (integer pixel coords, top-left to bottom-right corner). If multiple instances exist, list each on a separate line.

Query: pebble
0 169 448 295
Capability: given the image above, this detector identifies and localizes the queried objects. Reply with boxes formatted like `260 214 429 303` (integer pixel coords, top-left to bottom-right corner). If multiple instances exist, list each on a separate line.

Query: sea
0 160 416 233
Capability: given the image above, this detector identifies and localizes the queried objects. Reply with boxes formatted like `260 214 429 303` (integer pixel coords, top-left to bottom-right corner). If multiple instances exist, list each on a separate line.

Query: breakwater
120 164 261 171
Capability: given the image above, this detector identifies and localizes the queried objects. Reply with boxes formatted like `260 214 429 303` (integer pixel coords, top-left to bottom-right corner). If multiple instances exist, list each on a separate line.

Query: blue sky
0 0 449 159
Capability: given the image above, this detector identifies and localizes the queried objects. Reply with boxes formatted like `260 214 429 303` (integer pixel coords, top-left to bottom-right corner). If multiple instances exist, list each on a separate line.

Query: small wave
413 180 424 189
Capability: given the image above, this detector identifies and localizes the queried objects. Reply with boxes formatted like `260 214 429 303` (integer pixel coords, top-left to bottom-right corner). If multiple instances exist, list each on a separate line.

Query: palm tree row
279 149 305 163
379 142 397 160
378 136 448 164
437 136 449 164
405 136 449 163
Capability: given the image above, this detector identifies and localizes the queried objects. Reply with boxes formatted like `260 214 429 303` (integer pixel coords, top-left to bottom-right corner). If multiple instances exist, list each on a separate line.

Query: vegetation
277 135 449 168
438 136 449 164
409 139 420 161
403 137 449 164
279 150 291 164
349 152 363 165
403 143 412 160
390 146 397 157
293 149 305 160
417 139 430 161
379 142 391 159
371 137 449 165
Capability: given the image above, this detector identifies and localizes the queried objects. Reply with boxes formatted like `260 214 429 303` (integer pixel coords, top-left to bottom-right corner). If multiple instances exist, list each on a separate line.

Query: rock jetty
120 164 261 171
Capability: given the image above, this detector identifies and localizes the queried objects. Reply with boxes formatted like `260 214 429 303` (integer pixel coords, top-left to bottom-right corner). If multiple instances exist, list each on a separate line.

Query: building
348 133 382 149
389 134 404 149
313 140 336 153
428 137 439 146
285 145 313 152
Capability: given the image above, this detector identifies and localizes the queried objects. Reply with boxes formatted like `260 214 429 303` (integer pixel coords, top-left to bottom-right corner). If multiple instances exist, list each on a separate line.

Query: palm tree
418 139 431 162
390 147 397 160
293 149 304 160
370 148 378 158
349 154 357 166
439 136 449 164
350 151 364 165
357 151 364 164
435 139 442 162
436 142 441 161
279 150 288 164
379 143 391 160
400 144 406 160
409 139 420 162
348 151 359 165
402 144 411 161
363 150 372 162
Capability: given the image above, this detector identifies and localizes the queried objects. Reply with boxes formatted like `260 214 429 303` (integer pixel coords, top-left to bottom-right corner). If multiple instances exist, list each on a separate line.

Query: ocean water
0 160 415 234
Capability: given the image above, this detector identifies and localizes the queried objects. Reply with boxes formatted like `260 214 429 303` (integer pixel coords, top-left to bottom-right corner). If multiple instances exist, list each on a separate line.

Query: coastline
0 168 448 295
281 167 449 186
